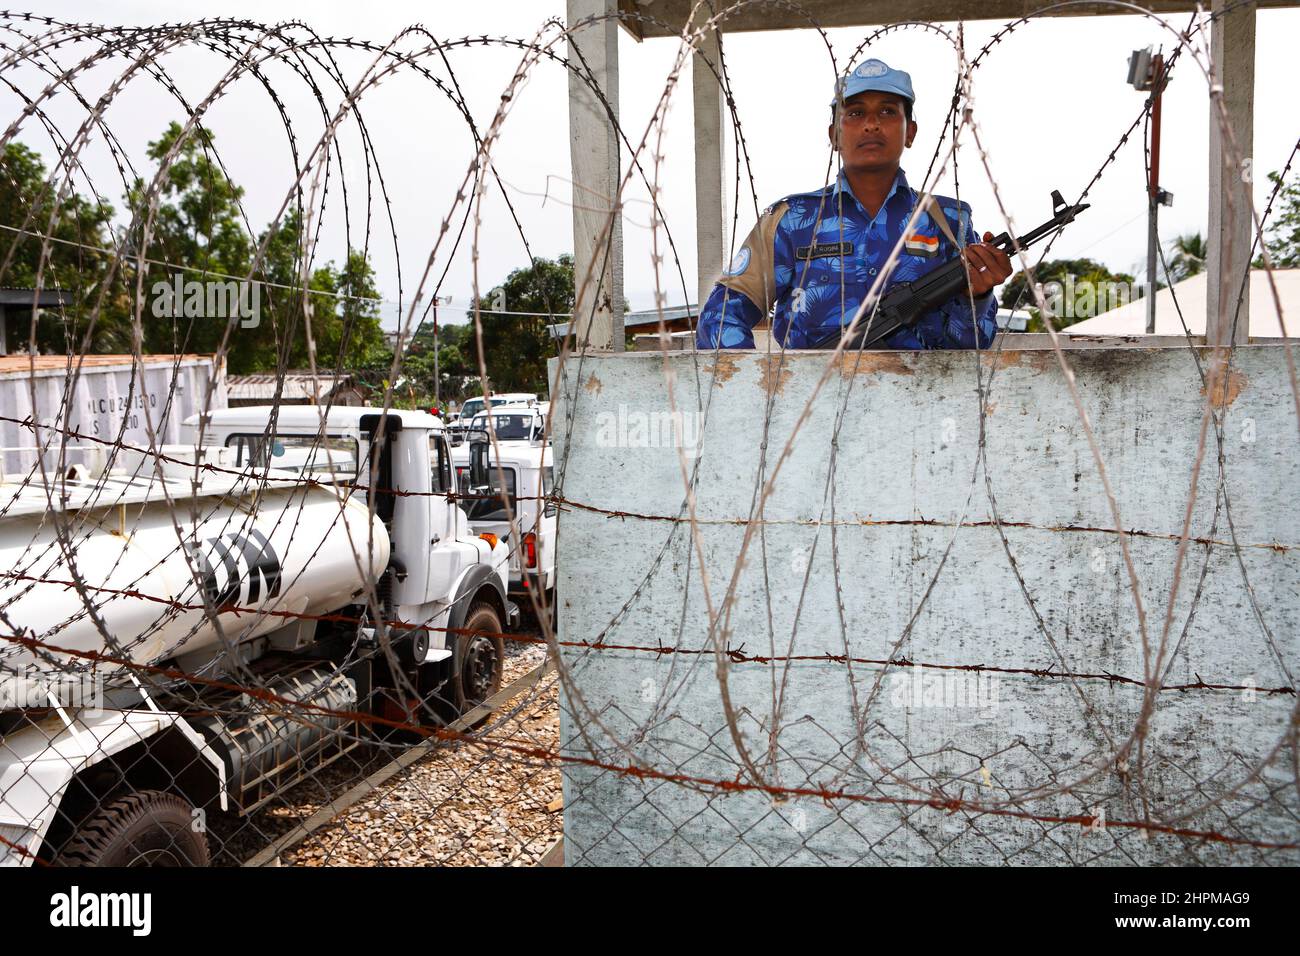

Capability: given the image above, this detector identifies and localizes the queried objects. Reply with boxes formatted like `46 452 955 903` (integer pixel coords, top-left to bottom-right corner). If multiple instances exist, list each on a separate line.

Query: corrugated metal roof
0 353 214 374
225 371 355 402
548 303 696 339
0 287 73 307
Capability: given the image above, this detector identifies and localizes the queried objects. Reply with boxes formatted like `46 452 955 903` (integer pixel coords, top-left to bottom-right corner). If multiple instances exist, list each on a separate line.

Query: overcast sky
8 2 1299 325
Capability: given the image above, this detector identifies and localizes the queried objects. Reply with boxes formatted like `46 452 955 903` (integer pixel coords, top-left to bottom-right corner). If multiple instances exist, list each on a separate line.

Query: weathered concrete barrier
550 343 1299 865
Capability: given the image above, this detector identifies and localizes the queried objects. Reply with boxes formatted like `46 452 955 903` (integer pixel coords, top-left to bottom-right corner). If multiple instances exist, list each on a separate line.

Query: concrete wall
549 343 1299 865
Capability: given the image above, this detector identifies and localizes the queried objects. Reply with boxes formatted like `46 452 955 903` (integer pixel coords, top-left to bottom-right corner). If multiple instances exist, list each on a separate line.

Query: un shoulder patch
725 247 751 275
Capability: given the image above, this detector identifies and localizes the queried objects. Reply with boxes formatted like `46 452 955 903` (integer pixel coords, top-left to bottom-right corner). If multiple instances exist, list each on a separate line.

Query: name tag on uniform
795 241 853 260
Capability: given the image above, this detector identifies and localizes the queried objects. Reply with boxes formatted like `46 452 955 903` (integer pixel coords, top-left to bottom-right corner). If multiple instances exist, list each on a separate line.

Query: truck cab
0 405 520 866
451 408 557 616
448 392 539 445
184 405 515 642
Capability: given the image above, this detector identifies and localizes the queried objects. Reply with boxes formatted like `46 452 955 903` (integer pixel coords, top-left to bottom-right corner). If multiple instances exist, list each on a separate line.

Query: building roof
615 0 1300 38
225 371 363 403
0 353 215 376
548 303 696 340
1058 269 1300 338
0 287 72 307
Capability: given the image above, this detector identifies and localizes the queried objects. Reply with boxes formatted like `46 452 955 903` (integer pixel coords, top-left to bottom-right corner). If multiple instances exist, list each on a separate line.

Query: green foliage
247 211 386 375
1166 232 1206 282
6 126 566 405
0 142 128 352
134 122 250 280
369 322 476 411
470 254 572 394
421 321 478 402
1261 168 1300 268
1000 257 1137 332
128 122 252 360
367 256 573 412
3 125 385 376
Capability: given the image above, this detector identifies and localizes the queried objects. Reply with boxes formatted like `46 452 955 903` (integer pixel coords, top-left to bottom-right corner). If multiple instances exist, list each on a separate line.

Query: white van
449 393 539 442
452 390 538 424
464 406 546 445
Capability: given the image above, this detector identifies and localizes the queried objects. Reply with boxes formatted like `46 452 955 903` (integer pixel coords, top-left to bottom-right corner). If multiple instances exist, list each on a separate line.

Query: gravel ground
209 630 562 867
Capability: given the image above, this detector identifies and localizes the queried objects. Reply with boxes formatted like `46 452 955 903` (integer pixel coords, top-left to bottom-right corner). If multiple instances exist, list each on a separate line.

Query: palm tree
1166 232 1206 282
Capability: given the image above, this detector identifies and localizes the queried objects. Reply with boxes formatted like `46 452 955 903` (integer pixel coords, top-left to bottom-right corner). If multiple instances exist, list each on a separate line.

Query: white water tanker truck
0 405 515 866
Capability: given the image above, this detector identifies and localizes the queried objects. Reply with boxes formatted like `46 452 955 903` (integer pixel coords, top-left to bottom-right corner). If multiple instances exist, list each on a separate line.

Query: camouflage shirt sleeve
696 202 790 349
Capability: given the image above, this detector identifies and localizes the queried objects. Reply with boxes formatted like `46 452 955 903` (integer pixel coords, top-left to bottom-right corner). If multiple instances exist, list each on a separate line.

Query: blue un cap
831 58 915 107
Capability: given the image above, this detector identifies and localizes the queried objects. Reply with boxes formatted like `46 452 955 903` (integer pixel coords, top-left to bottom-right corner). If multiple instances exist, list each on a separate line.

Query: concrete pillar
567 0 624 351
1206 0 1255 347
691 26 730 314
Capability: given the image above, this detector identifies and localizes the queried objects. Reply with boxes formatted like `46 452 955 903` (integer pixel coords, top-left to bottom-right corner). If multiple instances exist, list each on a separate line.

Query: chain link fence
1 4 1297 867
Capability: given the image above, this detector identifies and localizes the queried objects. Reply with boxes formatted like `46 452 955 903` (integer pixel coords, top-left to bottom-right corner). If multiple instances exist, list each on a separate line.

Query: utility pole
1129 47 1173 334
432 294 452 413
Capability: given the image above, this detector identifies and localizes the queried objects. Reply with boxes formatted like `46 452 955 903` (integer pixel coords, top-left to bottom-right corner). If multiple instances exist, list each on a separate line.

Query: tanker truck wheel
56 790 209 867
452 603 505 718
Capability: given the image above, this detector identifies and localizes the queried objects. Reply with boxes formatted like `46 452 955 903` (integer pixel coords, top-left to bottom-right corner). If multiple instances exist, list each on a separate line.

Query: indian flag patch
904 232 939 258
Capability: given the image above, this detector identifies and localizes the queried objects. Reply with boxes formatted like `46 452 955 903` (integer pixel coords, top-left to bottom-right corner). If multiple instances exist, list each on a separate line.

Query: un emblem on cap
832 58 915 107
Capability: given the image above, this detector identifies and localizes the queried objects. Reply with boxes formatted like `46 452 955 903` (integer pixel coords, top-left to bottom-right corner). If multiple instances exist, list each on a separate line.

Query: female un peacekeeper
696 59 1014 350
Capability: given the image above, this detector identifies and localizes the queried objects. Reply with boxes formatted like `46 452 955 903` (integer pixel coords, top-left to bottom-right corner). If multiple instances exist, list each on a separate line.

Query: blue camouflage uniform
696 167 999 350
696 57 998 351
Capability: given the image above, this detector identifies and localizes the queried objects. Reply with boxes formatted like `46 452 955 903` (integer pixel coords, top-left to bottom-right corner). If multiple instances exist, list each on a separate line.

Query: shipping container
0 353 226 478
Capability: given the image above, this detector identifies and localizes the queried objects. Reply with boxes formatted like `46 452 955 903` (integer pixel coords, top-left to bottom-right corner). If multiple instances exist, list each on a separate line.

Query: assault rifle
809 189 1089 350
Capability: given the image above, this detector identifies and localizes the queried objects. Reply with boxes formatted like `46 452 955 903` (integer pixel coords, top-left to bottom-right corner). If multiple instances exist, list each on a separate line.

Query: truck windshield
470 414 534 441
227 433 358 480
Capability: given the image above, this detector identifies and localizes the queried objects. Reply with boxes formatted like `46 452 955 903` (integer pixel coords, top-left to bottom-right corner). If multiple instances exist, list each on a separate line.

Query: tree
1000 257 1138 332
1166 232 1206 282
467 254 571 394
370 268 564 407
0 142 128 352
4 129 387 374
126 122 252 359
126 123 385 374
254 213 387 375
1261 168 1300 268
424 321 477 402
352 318 481 411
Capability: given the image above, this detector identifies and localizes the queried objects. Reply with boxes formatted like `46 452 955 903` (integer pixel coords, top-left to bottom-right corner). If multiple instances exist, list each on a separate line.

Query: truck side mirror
468 434 490 490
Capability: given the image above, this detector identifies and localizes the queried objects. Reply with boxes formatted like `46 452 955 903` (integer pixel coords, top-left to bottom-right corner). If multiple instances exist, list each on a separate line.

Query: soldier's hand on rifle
962 237 1013 297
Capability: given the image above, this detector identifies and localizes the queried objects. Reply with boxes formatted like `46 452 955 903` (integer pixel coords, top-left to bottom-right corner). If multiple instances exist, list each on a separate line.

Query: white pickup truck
447 392 539 445
0 404 515 866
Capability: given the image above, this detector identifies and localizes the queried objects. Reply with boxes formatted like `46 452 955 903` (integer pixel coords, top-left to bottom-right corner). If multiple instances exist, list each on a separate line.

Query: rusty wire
0 2 1295 867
